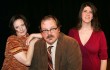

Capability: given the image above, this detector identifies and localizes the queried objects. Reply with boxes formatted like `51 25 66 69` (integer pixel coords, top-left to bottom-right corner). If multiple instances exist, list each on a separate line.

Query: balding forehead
41 18 56 25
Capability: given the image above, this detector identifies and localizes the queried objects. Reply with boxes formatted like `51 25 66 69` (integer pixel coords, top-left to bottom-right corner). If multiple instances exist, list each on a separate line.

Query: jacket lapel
55 33 63 70
40 40 48 70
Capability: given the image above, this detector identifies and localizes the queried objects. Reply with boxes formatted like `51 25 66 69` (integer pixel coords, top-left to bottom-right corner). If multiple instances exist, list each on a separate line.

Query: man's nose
47 30 52 35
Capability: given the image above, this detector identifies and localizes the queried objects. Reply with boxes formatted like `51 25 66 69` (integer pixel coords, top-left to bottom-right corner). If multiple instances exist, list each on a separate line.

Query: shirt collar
46 39 58 49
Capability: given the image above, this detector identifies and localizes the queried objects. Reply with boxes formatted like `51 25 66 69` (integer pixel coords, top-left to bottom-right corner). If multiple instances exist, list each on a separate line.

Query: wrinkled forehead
41 18 57 29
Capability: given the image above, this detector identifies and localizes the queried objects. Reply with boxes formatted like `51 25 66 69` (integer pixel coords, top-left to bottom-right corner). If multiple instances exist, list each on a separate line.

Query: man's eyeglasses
41 27 58 34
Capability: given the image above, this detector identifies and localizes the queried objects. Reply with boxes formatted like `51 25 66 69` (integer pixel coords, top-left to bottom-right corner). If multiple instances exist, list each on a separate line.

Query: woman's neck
80 22 93 31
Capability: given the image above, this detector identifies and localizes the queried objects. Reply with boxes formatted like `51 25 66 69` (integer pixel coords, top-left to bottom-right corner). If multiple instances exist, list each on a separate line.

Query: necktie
47 46 53 70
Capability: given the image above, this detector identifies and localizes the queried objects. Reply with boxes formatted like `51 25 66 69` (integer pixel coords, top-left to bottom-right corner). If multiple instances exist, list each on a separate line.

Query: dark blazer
30 33 82 70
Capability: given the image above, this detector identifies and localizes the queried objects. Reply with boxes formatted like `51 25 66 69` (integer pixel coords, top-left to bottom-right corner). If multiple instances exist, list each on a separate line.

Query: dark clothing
68 29 108 70
30 33 82 70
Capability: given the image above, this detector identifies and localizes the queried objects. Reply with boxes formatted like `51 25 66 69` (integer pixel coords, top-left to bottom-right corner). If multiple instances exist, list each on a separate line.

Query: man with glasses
29 15 82 70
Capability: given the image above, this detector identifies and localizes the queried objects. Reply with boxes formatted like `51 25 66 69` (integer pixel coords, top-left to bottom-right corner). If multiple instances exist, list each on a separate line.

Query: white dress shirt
46 40 58 70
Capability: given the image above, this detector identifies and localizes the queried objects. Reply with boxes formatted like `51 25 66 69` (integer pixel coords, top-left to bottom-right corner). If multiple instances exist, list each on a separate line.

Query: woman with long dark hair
68 2 108 70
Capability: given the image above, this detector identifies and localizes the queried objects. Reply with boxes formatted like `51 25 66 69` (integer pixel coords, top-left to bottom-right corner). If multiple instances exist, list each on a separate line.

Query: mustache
46 34 54 39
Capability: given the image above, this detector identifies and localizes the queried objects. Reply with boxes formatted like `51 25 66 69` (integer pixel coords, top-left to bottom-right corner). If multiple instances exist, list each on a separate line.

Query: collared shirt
46 40 58 70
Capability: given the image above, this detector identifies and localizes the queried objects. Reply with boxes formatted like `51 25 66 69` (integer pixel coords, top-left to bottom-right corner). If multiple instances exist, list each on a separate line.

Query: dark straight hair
9 14 29 35
77 2 101 31
39 15 62 31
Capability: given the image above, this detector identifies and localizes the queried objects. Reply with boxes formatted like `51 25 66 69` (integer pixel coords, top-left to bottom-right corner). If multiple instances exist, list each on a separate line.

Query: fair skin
26 33 42 45
41 18 60 45
13 19 27 37
79 6 93 46
13 19 39 66
79 6 107 70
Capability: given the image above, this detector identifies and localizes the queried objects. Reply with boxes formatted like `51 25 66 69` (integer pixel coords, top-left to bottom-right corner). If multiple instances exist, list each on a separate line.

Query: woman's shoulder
8 35 17 39
7 35 18 41
69 27 78 32
93 30 106 38
94 30 104 34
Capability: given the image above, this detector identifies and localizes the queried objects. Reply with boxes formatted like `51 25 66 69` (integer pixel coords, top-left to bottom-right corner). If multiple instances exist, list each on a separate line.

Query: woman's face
13 19 27 36
81 6 93 24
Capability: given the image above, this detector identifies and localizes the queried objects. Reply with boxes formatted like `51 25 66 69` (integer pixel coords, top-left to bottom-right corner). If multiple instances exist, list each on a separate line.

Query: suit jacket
29 33 82 70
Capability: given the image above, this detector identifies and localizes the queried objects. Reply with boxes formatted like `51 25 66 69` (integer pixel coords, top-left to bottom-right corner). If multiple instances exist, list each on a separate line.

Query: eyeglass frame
40 27 58 34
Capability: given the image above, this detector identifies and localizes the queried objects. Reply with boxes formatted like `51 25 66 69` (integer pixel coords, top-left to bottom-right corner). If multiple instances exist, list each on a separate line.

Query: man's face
41 18 60 45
